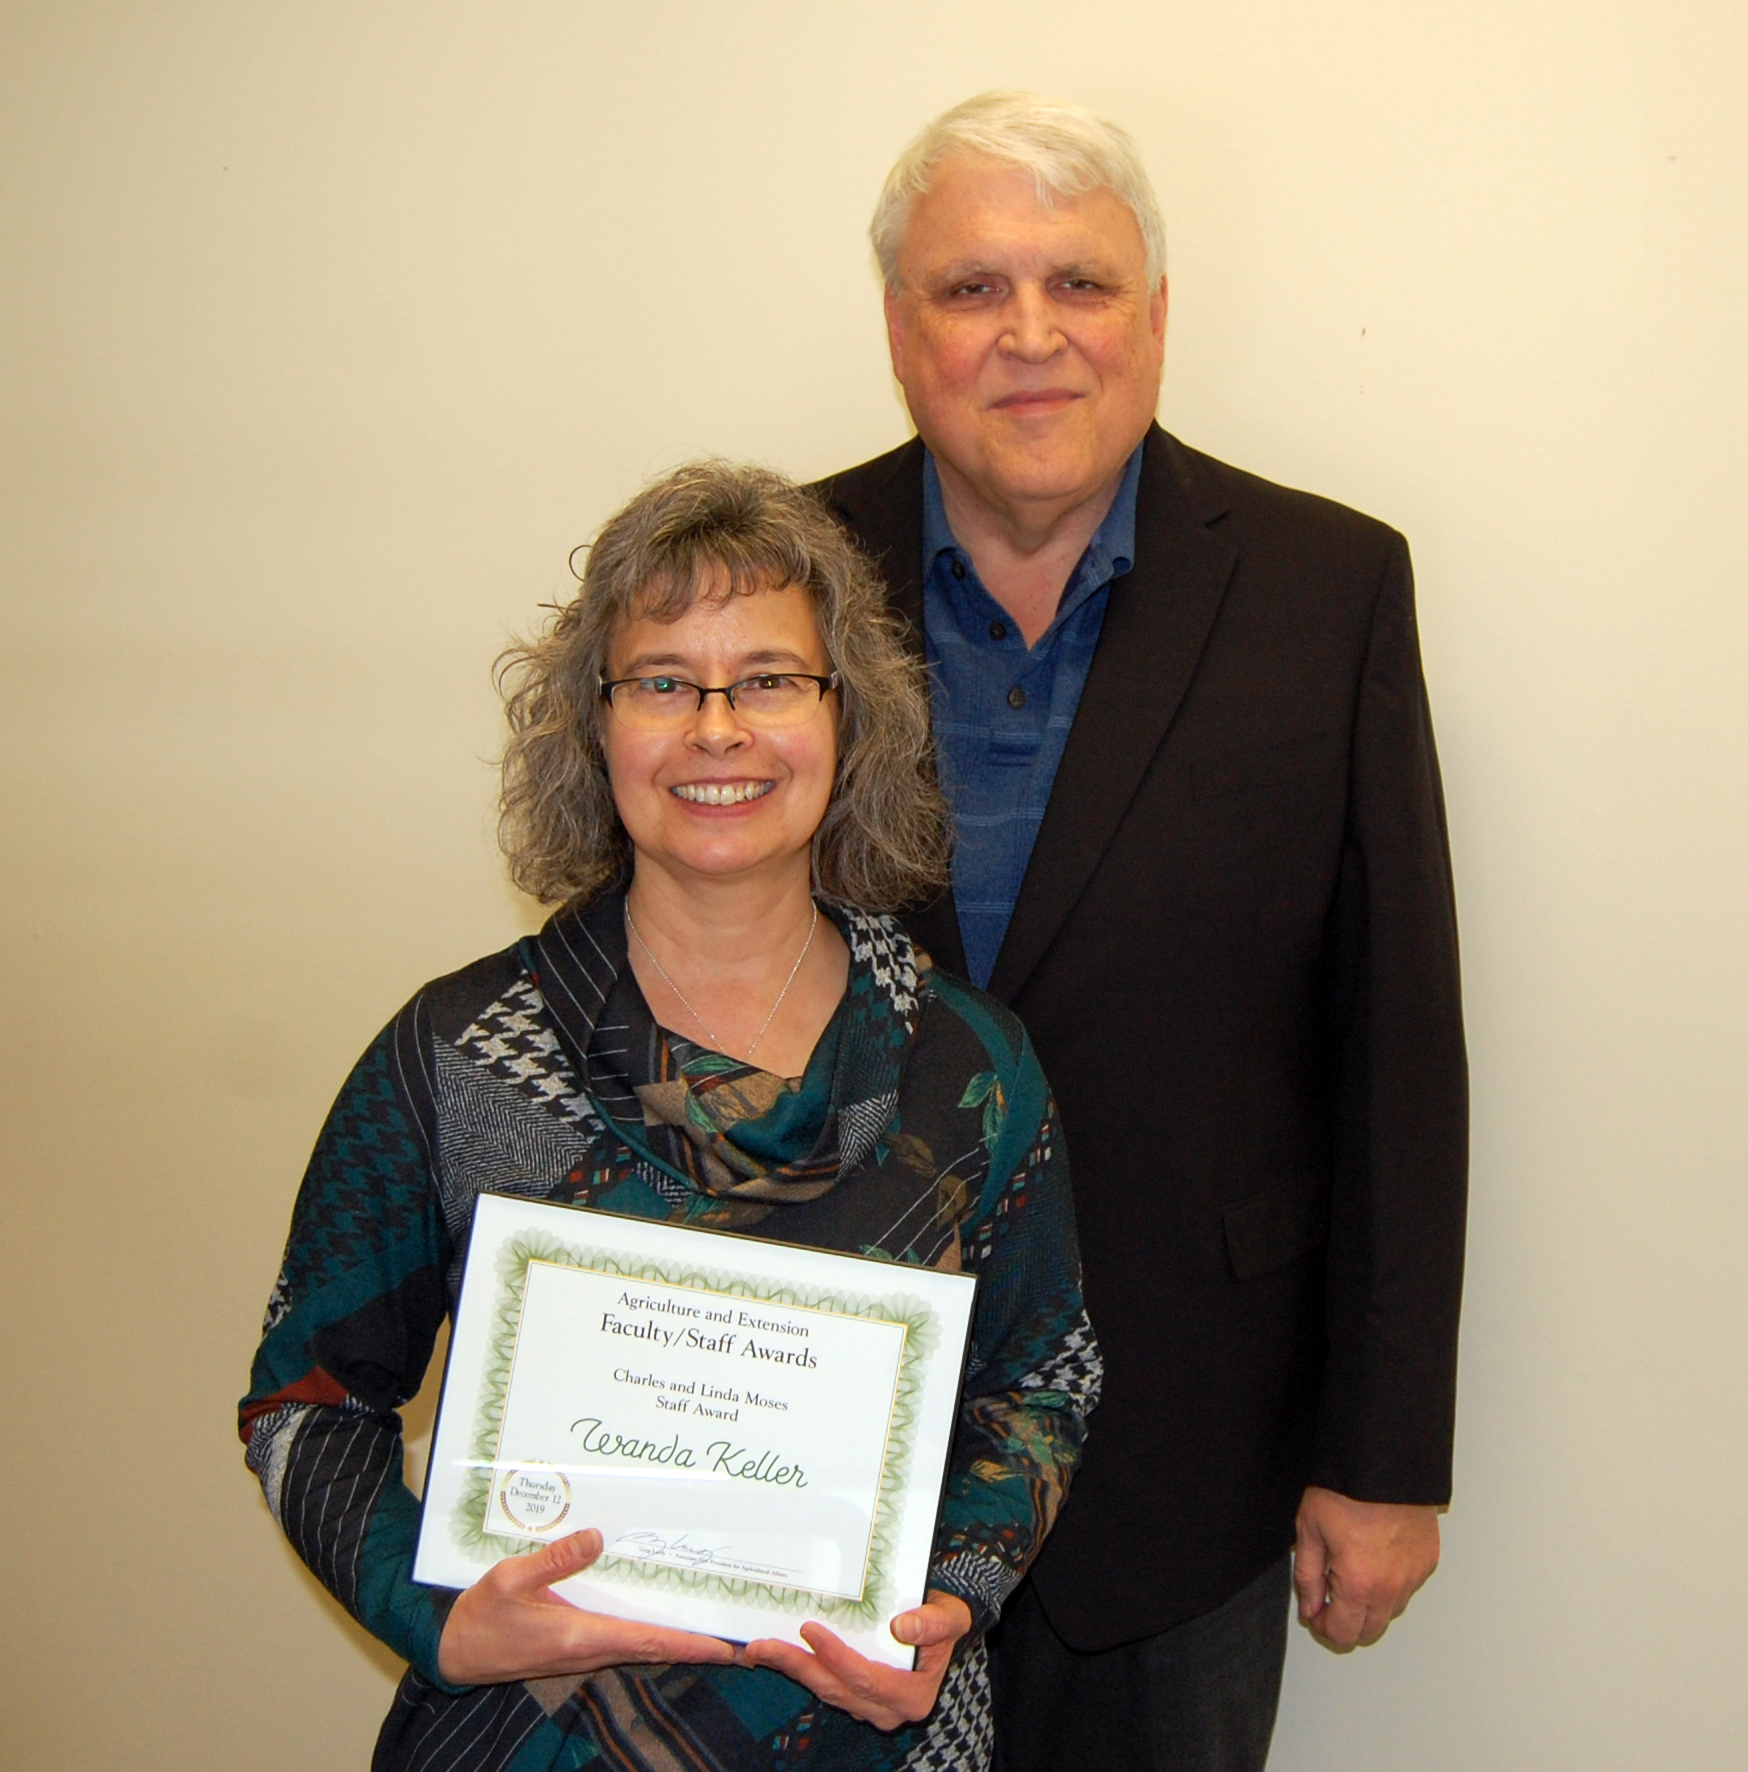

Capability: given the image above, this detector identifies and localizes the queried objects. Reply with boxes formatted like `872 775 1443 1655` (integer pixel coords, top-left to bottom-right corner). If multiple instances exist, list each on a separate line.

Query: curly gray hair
870 90 1167 289
498 460 951 912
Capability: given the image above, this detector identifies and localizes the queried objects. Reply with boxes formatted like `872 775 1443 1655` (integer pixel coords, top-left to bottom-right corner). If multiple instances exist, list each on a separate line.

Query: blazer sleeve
1312 531 1469 1504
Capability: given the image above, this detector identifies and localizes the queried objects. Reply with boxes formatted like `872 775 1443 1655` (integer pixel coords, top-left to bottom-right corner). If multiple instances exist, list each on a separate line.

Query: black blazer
817 426 1468 1649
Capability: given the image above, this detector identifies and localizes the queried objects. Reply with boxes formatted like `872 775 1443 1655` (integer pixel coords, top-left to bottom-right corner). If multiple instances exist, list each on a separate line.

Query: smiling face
884 154 1166 531
600 580 838 895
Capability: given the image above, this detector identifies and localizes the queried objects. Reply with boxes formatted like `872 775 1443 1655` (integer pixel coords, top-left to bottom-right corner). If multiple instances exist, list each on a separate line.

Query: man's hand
1293 1487 1440 1652
437 1528 738 1685
741 1591 972 1731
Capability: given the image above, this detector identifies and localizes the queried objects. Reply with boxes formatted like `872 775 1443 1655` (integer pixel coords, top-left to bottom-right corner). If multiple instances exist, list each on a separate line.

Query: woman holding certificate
240 462 1100 1772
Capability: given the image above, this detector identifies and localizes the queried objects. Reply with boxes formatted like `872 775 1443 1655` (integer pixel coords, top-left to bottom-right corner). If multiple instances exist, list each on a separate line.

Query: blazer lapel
988 427 1237 1002
819 440 969 976
820 437 927 639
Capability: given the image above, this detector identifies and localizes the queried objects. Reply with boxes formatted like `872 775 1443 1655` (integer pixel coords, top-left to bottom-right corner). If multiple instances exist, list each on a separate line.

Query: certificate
414 1193 978 1669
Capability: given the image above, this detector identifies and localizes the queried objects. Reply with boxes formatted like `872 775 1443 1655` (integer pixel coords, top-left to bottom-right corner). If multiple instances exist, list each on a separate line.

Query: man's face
884 155 1167 528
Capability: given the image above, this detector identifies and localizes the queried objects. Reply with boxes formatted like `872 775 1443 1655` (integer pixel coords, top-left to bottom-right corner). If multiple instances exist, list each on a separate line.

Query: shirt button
988 620 1008 642
1007 686 1026 709
951 558 967 580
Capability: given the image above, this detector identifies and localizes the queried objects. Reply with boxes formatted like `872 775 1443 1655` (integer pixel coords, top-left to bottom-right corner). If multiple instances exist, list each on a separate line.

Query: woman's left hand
740 1590 972 1731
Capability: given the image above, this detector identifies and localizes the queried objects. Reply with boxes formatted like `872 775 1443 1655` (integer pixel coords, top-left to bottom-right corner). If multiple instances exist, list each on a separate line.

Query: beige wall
3 3 1744 1765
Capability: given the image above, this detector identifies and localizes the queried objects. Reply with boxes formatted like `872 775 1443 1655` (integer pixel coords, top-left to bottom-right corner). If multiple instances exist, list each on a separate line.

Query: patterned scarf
523 880 933 1246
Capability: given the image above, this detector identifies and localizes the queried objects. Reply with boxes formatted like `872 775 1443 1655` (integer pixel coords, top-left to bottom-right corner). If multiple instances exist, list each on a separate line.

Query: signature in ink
611 1530 803 1582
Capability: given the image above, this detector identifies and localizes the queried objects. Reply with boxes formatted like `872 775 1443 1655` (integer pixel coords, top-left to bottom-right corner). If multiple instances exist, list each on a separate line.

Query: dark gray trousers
989 1556 1292 1772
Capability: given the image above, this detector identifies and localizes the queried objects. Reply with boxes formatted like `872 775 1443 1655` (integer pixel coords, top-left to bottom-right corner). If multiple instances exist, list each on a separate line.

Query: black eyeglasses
598 671 840 731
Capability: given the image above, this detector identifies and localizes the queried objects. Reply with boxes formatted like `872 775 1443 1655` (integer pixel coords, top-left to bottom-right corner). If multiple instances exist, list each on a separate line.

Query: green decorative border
452 1229 939 1624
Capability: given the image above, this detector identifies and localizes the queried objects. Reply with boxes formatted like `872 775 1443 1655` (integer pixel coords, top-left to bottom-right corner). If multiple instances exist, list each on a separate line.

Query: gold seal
497 1465 573 1533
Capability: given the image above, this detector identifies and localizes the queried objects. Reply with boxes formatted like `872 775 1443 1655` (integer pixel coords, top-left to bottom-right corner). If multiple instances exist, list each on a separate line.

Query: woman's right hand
436 1528 739 1685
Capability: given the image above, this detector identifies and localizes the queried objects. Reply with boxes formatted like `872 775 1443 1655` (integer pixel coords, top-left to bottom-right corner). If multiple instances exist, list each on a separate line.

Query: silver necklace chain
624 899 820 1063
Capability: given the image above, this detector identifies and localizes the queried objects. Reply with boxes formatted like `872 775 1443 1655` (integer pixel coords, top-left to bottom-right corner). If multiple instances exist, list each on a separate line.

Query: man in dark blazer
814 94 1467 1771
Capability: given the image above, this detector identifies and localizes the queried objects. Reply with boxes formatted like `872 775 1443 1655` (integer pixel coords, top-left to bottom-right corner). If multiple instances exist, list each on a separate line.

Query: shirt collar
921 442 1144 583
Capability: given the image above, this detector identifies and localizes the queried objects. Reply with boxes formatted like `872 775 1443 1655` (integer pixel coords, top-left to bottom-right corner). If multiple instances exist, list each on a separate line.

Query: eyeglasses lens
609 676 826 730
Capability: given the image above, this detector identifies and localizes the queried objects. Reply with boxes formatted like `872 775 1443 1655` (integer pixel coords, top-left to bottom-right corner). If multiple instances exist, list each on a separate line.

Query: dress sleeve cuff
927 1550 1017 1640
398 1585 472 1694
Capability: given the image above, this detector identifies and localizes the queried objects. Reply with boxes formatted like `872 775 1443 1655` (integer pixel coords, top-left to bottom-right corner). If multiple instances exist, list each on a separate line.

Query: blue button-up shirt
922 445 1142 989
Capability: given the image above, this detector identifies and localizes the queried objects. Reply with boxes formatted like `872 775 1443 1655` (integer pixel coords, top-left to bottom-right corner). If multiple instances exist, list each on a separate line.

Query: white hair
870 90 1167 289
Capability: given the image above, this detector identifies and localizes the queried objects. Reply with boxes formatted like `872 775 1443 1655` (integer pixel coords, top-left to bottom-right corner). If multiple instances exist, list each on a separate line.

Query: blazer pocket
1192 731 1340 801
1223 1169 1330 1281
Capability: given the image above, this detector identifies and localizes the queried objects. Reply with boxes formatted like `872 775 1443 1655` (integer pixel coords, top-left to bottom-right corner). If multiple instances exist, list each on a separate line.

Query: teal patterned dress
241 885 1100 1772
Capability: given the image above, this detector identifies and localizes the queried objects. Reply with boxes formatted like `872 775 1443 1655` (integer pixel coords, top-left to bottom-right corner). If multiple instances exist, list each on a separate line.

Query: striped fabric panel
571 1669 780 1772
375 1673 553 1772
278 1406 400 1616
